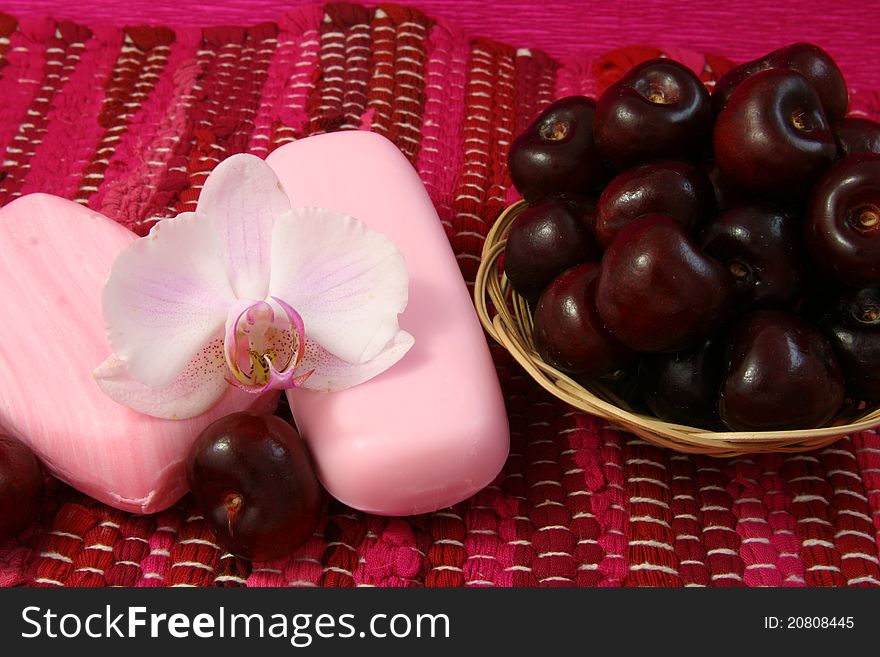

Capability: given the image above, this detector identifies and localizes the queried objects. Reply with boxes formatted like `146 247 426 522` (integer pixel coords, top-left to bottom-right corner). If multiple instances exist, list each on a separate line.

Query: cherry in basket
713 69 836 195
507 96 605 203
594 58 712 171
719 311 845 431
806 153 880 287
820 287 880 402
595 214 736 353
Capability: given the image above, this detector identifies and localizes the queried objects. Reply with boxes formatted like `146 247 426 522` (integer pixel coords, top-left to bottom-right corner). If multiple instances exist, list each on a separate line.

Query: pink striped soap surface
0 194 276 514
271 131 510 516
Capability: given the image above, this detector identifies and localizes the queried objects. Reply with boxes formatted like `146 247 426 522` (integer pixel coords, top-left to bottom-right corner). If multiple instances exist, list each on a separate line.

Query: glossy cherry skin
820 287 880 401
595 161 714 248
639 337 724 429
719 310 845 431
594 58 712 171
702 160 747 212
701 205 806 311
714 69 836 196
508 96 605 202
504 198 599 302
584 366 645 412
596 214 736 352
834 117 880 157
805 153 880 287
533 263 636 376
834 286 880 330
0 435 44 540
186 413 322 561
712 42 848 122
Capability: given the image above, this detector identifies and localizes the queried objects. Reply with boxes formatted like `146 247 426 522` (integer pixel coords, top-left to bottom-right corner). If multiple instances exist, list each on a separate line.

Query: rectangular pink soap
267 131 509 515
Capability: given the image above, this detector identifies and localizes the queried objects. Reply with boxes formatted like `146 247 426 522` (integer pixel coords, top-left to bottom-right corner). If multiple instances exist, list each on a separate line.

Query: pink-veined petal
93 339 229 420
198 153 292 300
298 329 414 392
102 212 236 388
268 207 409 364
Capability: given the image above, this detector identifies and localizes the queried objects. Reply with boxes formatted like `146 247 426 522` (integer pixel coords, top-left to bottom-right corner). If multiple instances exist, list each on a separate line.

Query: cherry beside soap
186 413 322 561
0 435 44 540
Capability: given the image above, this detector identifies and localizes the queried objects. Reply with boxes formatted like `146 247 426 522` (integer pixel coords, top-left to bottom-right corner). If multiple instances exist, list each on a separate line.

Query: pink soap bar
268 132 509 515
0 194 276 514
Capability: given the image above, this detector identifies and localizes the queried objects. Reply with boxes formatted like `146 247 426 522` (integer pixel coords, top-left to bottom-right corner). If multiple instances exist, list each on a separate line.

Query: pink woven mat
1 2 880 587
6 1 880 90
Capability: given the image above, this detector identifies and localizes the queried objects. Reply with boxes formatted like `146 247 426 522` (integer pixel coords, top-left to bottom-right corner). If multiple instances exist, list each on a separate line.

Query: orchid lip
222 297 307 392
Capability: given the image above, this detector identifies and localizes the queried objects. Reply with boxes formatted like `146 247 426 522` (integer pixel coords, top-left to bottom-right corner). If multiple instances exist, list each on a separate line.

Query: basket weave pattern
1 3 880 587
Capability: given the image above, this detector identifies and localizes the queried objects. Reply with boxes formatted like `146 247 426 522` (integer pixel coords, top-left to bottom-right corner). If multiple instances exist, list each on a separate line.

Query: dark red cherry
596 214 736 352
820 287 880 401
533 263 636 376
594 58 712 171
585 366 645 412
595 161 714 248
834 286 880 329
805 153 880 287
639 337 724 429
834 117 880 157
714 69 836 196
719 310 845 431
702 160 747 212
823 321 880 402
508 96 605 202
503 198 599 302
186 413 323 561
712 42 848 122
701 205 806 311
0 435 44 540
795 270 845 324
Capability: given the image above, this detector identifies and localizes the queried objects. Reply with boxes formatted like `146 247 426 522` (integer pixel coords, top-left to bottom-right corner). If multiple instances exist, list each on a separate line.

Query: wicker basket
474 200 880 456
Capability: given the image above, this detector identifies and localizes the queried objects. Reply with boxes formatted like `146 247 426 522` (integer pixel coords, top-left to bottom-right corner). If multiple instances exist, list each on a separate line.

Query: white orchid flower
93 153 413 420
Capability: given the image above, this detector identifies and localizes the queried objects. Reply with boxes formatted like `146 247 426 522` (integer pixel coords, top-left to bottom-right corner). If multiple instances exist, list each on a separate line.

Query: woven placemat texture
1 2 880 588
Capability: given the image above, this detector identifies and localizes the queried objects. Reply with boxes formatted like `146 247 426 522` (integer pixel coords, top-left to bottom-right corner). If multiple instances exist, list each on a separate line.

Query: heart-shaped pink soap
0 194 275 514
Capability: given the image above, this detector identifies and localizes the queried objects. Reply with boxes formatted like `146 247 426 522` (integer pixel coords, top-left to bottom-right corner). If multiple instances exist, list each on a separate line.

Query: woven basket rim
473 200 880 457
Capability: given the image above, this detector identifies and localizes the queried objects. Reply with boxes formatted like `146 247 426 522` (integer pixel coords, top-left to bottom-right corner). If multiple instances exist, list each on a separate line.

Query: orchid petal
298 329 414 392
102 212 236 388
93 339 228 420
268 207 409 364
198 153 291 300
